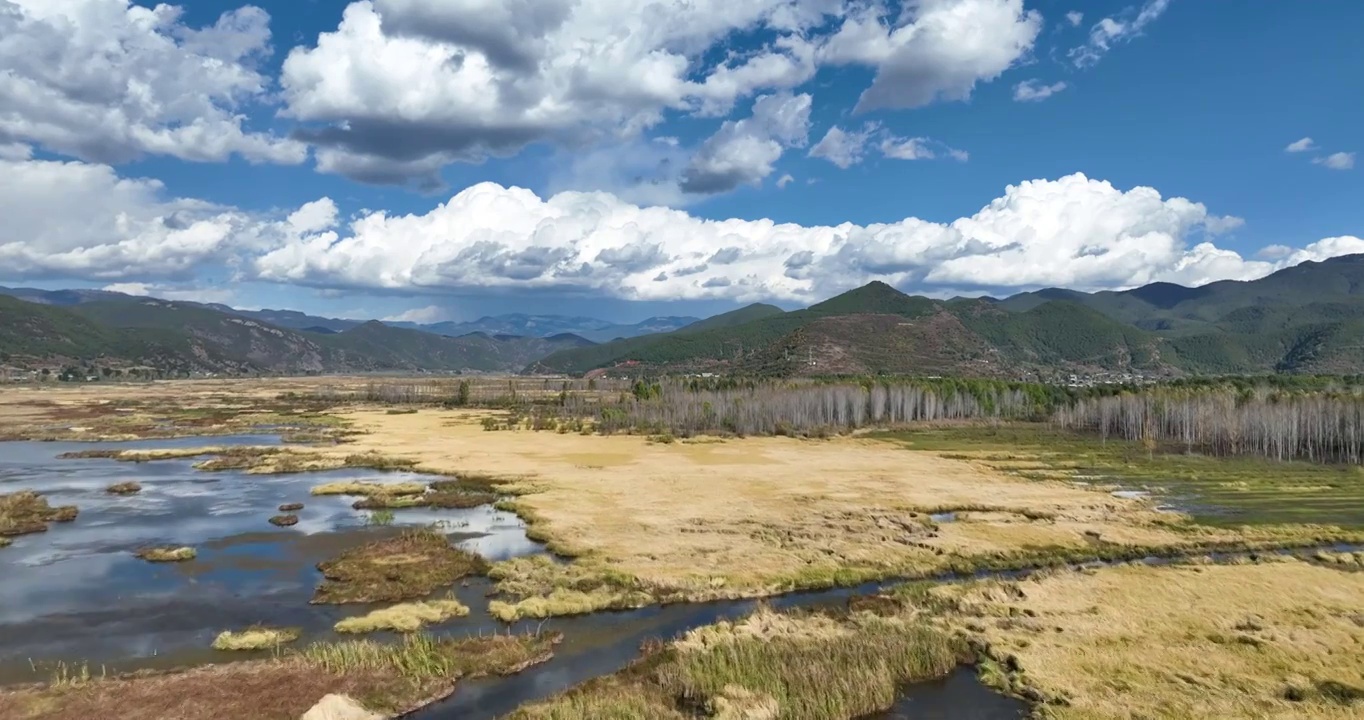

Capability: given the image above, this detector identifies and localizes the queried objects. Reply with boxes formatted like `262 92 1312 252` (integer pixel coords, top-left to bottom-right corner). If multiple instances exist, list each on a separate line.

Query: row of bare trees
580 380 1044 436
308 375 1364 464
1053 389 1364 463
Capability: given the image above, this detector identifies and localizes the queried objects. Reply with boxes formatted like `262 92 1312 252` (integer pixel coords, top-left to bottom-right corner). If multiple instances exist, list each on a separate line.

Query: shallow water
0 437 540 679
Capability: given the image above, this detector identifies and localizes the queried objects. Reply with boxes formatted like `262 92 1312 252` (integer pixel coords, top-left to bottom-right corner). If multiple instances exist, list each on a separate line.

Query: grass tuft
211 625 301 651
0 491 79 536
311 481 427 497
105 481 143 495
334 597 471 634
136 546 196 562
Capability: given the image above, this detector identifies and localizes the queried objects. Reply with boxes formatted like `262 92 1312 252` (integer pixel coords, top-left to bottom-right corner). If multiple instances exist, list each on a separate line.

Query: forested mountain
8 254 1364 379
532 255 1364 378
0 296 592 376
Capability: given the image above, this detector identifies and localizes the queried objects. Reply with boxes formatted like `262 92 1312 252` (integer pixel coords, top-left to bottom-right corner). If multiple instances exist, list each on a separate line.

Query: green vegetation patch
211 626 301 651
0 491 79 536
333 597 471 634
872 424 1364 529
136 546 196 562
313 528 488 604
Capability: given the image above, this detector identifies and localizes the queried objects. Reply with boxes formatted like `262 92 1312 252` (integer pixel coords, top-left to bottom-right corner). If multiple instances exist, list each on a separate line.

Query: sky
0 0 1361 324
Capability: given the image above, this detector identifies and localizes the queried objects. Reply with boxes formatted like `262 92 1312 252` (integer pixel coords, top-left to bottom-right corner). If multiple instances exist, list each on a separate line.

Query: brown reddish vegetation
0 491 79 537
278 503 304 512
268 514 299 527
0 632 560 720
312 529 488 604
106 482 142 495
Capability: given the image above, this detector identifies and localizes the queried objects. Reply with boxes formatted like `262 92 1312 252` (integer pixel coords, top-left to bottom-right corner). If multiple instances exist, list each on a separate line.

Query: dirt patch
312 529 488 604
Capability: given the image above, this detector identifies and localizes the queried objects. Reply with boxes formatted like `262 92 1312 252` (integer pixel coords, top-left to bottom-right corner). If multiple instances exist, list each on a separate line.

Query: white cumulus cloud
680 92 812 194
249 173 1360 303
0 156 301 282
821 0 1042 112
277 0 1047 186
0 0 305 164
279 0 838 188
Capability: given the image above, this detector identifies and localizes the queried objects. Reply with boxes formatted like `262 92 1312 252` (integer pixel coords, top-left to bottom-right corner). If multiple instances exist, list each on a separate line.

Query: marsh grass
429 473 512 495
936 560 1364 718
211 626 301 651
0 536 11 548
0 490 79 536
313 528 488 604
333 597 471 634
310 481 427 497
105 481 142 495
4 632 559 720
342 452 419 471
426 490 498 508
511 606 963 720
135 546 196 562
351 494 430 510
366 509 396 526
488 555 651 622
269 514 299 527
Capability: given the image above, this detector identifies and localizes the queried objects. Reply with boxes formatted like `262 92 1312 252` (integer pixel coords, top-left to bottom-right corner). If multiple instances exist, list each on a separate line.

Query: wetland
1 377 1362 719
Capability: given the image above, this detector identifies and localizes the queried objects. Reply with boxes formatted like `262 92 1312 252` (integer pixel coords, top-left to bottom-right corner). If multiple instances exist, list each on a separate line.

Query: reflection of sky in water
0 437 543 667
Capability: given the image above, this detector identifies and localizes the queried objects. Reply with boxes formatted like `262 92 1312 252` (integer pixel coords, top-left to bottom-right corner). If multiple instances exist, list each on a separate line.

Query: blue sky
1 0 1360 324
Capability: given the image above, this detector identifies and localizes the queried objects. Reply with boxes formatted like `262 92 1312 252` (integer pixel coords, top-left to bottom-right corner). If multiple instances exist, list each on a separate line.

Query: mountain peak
808 281 937 317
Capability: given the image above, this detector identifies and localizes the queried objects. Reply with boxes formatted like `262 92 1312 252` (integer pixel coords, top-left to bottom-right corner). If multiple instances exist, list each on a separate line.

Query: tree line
1053 387 1364 463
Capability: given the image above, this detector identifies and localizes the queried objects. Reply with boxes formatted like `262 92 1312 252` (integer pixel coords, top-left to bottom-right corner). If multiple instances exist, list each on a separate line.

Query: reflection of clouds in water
0 437 548 664
0 551 175 623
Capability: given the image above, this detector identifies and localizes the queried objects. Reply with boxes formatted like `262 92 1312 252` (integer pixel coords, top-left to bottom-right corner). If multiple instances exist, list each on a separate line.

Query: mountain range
0 287 697 343
5 254 1364 379
0 294 593 376
531 254 1364 378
